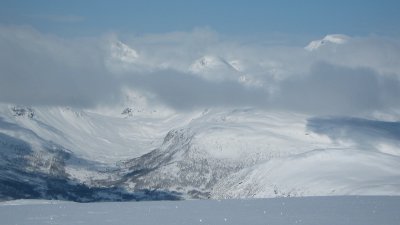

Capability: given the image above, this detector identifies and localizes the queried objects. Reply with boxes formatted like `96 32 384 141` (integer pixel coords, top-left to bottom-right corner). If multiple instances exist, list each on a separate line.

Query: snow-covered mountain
189 55 237 73
1 34 399 202
1 102 399 201
110 41 139 63
189 55 242 81
0 104 183 201
305 34 350 51
105 40 146 73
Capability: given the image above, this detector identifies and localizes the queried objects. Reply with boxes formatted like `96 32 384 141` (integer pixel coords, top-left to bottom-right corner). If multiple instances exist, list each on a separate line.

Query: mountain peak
110 41 139 63
189 55 238 73
305 34 350 51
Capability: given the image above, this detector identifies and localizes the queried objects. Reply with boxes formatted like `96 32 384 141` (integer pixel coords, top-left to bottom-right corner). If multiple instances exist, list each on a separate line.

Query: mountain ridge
1 104 399 201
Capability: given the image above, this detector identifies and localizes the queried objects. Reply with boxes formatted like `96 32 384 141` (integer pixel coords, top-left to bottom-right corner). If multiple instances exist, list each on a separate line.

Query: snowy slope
1 102 400 201
0 103 184 164
0 103 191 201
117 109 400 199
114 109 340 198
212 149 400 198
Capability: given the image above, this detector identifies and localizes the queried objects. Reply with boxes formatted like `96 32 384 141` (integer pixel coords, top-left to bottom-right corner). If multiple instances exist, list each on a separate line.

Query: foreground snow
1 196 400 225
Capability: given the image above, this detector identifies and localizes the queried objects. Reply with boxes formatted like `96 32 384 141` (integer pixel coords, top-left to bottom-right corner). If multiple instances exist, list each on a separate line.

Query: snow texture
1 197 400 225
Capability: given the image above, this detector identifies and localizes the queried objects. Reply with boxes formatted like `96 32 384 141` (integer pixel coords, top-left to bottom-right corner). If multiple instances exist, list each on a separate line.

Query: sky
0 0 400 117
1 0 400 37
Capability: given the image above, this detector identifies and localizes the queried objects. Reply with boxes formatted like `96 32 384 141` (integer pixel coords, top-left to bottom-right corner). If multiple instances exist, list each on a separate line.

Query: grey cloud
0 26 268 109
307 37 400 76
307 117 400 151
135 62 400 114
0 25 399 117
0 26 120 107
123 70 269 110
273 62 400 115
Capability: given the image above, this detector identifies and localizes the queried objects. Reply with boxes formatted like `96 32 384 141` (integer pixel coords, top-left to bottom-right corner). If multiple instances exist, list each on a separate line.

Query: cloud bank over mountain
1 25 399 116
